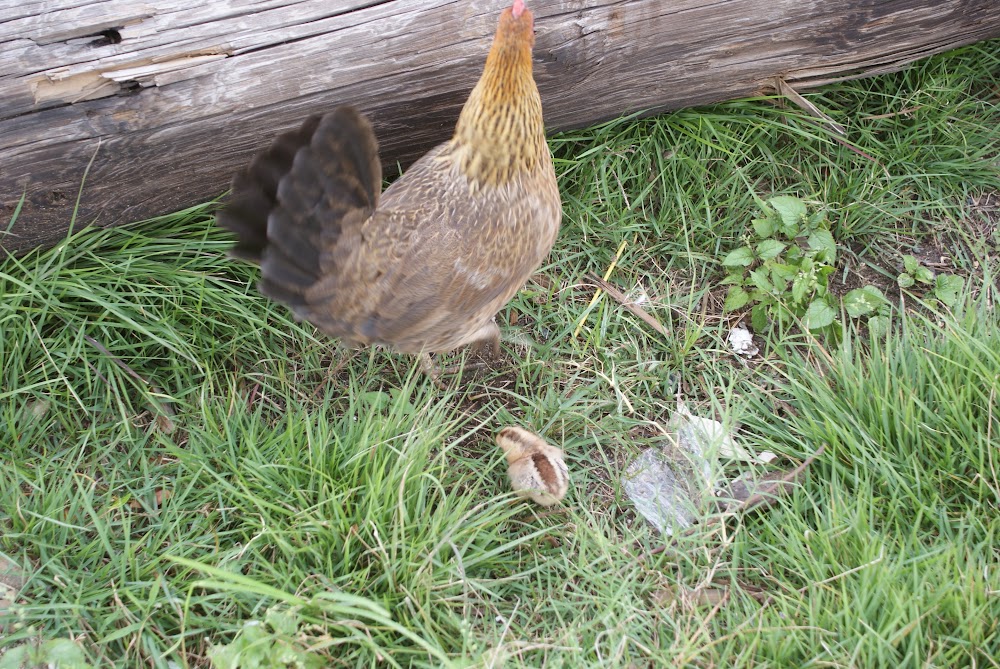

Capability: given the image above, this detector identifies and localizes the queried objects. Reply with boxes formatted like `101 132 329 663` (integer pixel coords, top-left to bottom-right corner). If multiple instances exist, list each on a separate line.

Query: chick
496 426 569 506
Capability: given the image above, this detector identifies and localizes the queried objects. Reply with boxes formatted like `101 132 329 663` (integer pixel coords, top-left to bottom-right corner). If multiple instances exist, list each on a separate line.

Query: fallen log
2 0 998 253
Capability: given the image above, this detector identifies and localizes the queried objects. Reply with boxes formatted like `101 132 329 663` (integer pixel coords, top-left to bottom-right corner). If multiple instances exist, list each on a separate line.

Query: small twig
247 381 260 409
82 330 177 421
722 443 826 514
83 359 112 386
585 273 671 338
83 333 148 385
861 105 923 120
775 78 846 136
573 238 628 338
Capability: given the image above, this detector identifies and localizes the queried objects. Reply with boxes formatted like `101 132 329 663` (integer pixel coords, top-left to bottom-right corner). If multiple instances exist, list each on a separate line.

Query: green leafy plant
208 607 324 669
722 195 840 332
843 285 891 337
897 254 935 289
897 254 964 307
0 639 92 669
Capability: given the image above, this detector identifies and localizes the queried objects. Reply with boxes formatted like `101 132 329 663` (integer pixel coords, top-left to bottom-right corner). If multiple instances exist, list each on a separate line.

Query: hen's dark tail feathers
216 106 381 308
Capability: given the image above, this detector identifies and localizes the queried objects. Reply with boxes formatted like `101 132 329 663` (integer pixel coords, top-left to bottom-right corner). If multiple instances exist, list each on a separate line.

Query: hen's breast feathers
304 141 560 353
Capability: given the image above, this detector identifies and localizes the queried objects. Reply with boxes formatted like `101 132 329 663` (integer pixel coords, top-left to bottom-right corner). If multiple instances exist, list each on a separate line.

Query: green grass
2 40 999 667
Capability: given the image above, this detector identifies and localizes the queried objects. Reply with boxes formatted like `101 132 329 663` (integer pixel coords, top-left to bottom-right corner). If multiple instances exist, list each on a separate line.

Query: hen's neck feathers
452 12 547 188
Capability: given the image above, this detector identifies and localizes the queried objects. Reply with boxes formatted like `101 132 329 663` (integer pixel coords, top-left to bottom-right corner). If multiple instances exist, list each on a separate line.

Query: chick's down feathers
496 426 570 506
217 0 560 358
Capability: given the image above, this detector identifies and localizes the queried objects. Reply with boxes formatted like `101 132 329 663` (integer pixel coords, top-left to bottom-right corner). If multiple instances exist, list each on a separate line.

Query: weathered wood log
2 0 998 253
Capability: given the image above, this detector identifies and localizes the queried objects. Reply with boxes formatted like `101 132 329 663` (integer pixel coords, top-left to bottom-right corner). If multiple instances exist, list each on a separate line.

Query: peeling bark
2 0 998 252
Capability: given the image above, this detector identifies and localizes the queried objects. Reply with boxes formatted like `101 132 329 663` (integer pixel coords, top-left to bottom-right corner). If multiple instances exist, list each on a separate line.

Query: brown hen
217 0 560 379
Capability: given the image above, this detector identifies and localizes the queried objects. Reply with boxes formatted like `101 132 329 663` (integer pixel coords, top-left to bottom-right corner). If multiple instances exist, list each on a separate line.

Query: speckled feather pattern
301 142 560 353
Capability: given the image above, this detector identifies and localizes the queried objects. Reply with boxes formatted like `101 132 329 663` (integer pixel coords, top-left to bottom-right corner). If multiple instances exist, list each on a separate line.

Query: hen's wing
217 107 381 314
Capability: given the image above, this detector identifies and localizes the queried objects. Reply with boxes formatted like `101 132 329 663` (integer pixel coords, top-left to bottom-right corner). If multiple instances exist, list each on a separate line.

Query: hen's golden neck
452 20 547 188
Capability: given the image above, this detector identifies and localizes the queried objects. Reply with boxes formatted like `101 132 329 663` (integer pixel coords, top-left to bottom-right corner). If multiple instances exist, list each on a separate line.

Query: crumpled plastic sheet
622 449 702 536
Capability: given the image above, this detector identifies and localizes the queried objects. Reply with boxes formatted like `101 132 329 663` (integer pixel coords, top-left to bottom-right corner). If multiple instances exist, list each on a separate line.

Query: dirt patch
0 555 27 633
965 190 1000 248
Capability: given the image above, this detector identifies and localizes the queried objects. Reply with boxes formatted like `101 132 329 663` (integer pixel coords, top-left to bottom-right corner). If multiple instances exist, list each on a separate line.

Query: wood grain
2 0 998 252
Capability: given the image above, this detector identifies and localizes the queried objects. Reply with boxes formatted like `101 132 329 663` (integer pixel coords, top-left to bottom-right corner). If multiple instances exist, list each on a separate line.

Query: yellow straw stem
573 238 628 338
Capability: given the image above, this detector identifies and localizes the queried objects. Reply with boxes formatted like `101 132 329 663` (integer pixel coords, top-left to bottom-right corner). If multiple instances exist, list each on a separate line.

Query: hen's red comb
512 0 526 18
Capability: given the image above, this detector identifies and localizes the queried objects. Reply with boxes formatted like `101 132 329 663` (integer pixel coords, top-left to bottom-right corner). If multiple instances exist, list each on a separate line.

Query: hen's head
495 0 534 48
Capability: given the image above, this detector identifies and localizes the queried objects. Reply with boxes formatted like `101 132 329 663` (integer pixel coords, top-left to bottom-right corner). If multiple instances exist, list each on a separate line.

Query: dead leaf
715 445 825 514
128 488 173 510
155 413 176 434
641 445 825 559
27 398 50 420
652 584 728 609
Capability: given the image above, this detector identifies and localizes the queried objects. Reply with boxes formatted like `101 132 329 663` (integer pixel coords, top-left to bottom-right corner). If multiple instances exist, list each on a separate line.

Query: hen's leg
441 320 504 377
466 320 502 360
418 321 506 387
419 352 447 389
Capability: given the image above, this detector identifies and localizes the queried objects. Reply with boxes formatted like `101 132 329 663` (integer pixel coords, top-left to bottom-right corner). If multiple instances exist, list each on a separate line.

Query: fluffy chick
496 426 569 506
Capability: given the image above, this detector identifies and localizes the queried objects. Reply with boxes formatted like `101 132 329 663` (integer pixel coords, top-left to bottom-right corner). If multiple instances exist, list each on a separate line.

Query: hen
217 0 560 379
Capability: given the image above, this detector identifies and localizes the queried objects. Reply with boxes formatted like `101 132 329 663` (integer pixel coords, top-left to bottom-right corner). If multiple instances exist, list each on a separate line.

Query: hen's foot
420 321 509 387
